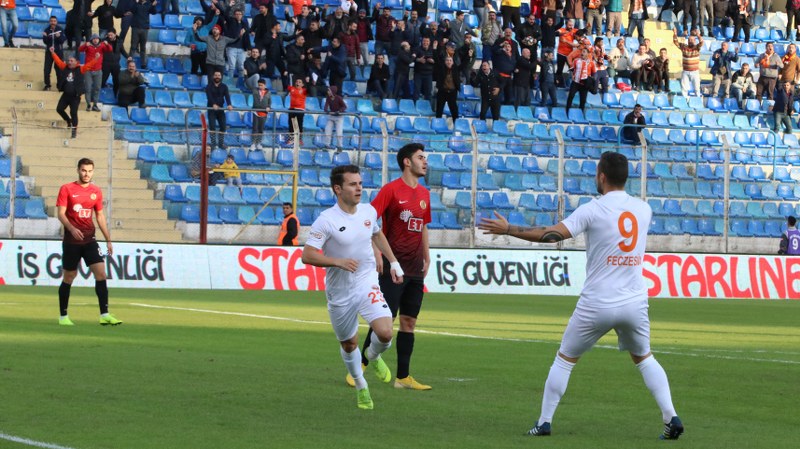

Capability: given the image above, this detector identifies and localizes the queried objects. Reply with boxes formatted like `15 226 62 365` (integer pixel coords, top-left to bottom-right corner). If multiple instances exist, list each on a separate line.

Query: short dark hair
396 143 424 171
330 165 360 190
789 216 797 227
257 78 266 85
108 27 116 33
77 158 94 168
50 15 57 20
282 202 293 207
597 151 628 187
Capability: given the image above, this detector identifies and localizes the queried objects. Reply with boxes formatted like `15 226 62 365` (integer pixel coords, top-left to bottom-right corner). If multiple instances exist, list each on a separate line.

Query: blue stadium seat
180 204 200 223
137 145 157 162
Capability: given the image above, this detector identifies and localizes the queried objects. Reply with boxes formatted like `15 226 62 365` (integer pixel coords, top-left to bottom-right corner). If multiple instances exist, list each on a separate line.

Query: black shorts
62 241 104 271
379 272 425 319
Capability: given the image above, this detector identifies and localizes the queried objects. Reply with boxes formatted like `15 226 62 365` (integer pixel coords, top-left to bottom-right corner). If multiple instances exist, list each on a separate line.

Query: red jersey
287 87 307 110
56 182 103 244
371 177 431 279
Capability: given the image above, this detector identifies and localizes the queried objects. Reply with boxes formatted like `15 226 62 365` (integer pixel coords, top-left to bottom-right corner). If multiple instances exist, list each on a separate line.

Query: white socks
538 355 576 425
637 356 677 422
365 331 392 361
340 347 367 389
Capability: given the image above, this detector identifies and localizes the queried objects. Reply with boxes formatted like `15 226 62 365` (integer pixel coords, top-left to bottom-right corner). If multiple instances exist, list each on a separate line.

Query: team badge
420 200 427 210
364 220 371 227
310 231 324 239
90 193 97 200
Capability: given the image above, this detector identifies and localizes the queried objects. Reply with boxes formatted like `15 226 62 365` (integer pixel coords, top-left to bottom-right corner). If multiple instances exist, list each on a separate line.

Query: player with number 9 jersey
561 191 652 309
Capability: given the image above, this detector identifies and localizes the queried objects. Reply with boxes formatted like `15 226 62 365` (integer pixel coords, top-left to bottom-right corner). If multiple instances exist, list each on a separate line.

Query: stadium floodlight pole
199 113 209 244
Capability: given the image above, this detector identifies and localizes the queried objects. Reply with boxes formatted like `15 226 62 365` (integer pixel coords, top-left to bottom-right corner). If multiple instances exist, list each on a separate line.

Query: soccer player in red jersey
55 158 122 326
345 143 433 390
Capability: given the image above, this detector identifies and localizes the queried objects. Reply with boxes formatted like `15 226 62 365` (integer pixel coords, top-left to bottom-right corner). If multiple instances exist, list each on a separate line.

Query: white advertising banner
1 240 798 299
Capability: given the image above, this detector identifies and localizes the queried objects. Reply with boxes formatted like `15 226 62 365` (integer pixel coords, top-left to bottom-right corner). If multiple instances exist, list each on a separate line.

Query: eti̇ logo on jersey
363 220 371 228
72 204 91 218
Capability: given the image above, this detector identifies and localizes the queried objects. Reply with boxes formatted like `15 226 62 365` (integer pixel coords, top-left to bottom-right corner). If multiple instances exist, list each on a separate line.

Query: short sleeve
370 183 392 217
423 190 432 225
370 206 381 235
305 216 330 250
562 200 595 239
94 188 104 212
56 185 69 207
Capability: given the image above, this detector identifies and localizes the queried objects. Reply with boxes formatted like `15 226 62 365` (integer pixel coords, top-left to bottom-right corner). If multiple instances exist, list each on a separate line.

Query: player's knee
375 328 393 343
399 315 416 332
340 340 359 353
62 270 77 284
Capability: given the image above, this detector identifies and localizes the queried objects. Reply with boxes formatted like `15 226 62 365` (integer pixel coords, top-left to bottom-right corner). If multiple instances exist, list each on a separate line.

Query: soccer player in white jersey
302 165 405 410
479 151 684 440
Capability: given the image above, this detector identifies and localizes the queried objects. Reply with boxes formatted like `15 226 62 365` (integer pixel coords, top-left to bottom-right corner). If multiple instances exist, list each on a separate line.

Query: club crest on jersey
363 220 371 227
90 193 97 200
420 200 427 210
310 230 324 239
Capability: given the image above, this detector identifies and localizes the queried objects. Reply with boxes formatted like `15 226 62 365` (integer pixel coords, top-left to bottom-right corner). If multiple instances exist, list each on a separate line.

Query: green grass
0 286 798 449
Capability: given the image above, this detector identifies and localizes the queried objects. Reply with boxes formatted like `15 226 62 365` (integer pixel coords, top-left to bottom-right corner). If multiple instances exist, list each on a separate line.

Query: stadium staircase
0 47 184 242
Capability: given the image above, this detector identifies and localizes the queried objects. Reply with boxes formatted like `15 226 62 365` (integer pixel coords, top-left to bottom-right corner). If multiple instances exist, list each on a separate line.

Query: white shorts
558 299 651 359
327 283 393 342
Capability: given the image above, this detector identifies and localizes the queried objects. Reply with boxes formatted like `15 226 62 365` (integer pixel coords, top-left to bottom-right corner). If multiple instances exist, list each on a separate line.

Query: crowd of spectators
7 1 800 137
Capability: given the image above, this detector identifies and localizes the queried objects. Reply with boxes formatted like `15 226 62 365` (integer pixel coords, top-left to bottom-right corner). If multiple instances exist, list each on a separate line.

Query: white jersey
305 203 381 305
562 190 652 309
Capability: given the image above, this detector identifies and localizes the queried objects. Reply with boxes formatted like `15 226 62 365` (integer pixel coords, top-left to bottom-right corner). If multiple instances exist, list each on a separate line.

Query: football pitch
0 286 797 449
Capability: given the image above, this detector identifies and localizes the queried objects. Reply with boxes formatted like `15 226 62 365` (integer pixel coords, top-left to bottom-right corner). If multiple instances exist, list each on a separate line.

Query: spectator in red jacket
78 34 112 111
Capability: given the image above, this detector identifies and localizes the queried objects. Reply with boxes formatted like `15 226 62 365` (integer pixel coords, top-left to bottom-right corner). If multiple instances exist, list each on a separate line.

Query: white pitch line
129 303 800 365
0 432 77 449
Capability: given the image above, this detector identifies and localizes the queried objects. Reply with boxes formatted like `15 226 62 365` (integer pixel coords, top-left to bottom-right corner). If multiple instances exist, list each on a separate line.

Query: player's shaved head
397 143 425 171
597 151 628 188
330 164 360 190
790 216 797 227
77 158 94 168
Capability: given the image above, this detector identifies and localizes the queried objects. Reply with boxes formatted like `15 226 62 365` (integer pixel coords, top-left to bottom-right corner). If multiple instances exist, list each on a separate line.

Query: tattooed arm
478 211 572 243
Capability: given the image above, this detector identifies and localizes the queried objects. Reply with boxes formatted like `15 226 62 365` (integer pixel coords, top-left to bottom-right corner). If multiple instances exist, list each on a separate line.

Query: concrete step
111 208 170 220
112 229 185 243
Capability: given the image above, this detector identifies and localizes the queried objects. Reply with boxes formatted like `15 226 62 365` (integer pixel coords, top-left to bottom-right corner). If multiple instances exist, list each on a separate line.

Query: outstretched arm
478 211 572 243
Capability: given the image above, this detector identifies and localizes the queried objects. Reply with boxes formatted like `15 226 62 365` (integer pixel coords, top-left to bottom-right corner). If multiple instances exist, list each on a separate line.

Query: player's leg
359 286 394 384
393 278 431 390
528 306 609 436
330 301 372 409
617 301 682 439
81 242 120 325
58 243 81 325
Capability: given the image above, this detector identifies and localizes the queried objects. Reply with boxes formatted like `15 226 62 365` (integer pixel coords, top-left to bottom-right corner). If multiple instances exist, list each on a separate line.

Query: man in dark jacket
42 15 67 91
118 59 147 108
130 0 157 69
115 0 136 48
102 29 124 95
622 103 646 142
251 4 278 44
311 36 348 93
259 22 293 90
435 55 460 120
323 7 348 40
516 14 540 63
372 5 394 56
368 54 390 99
471 61 501 120
459 33 477 81
513 48 534 108
285 35 309 86
492 41 517 104
537 50 557 106
392 41 413 99
414 37 435 101
773 81 795 133
222 9 250 78
205 70 233 150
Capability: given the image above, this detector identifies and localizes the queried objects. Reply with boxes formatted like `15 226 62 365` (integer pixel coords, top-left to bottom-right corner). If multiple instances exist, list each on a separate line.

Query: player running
346 143 432 391
478 151 683 440
302 165 405 410
56 158 121 326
